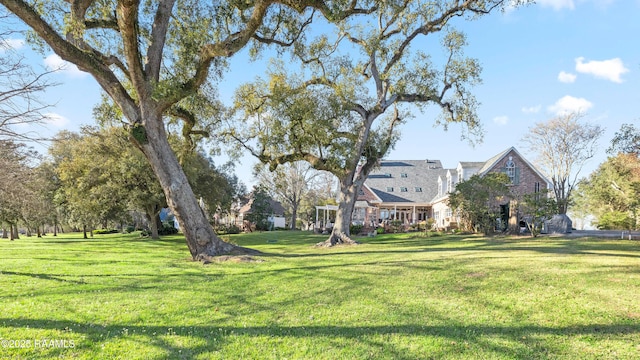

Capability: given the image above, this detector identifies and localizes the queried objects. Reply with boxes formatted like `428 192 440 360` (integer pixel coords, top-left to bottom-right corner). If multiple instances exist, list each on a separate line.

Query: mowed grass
1 231 639 359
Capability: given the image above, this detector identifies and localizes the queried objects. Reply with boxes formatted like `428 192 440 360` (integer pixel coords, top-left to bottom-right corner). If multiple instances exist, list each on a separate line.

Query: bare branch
253 10 313 47
1 0 140 121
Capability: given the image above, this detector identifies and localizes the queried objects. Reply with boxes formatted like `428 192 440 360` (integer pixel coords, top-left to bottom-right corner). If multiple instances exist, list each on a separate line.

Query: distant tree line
0 126 243 240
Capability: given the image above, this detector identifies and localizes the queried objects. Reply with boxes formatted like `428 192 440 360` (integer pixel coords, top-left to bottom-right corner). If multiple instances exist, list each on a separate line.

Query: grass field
0 231 639 359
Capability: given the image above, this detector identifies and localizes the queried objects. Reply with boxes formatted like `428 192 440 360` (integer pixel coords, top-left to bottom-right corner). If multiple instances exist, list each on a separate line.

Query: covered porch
376 203 432 226
314 205 338 233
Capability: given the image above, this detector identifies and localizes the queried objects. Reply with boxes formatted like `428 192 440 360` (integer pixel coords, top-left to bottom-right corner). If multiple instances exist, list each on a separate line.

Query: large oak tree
0 0 375 259
231 0 526 245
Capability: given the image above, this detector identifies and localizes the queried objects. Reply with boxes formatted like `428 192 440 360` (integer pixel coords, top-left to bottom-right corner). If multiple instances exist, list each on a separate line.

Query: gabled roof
458 161 485 169
364 160 447 204
239 196 286 216
477 147 513 175
360 183 382 203
361 147 552 207
478 146 551 187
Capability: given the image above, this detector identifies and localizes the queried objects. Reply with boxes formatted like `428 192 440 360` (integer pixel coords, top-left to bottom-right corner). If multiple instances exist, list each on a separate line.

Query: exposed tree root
315 231 360 247
194 243 262 263
197 254 264 264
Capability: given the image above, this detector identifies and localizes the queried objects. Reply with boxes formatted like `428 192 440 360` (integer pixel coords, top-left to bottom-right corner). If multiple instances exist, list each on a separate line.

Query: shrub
141 223 179 237
94 229 118 234
350 224 364 235
225 225 241 234
213 224 241 235
377 227 385 234
125 226 136 234
158 223 178 235
390 220 403 233
597 211 634 230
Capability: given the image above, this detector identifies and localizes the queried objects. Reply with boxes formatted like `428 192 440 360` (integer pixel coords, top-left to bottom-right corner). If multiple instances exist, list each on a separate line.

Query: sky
4 0 639 187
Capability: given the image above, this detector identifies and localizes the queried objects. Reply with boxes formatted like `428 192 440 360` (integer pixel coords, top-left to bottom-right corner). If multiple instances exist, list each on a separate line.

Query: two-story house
357 147 552 231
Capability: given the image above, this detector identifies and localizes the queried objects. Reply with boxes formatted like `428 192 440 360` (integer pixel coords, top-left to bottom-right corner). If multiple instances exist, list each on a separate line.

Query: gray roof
478 147 513 175
364 147 551 206
365 160 449 204
459 161 485 169
239 197 286 216
478 146 552 187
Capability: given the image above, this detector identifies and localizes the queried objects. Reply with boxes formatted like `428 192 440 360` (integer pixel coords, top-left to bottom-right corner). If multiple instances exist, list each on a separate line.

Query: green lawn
1 231 639 359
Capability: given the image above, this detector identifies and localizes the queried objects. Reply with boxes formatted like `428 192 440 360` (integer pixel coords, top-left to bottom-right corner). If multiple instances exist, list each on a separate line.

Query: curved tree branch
1 0 140 122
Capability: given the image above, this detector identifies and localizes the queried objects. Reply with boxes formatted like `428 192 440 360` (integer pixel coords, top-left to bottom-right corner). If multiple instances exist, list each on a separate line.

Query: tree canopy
522 112 604 215
448 172 511 235
230 0 525 245
608 123 640 156
48 126 241 238
575 153 640 230
0 0 379 259
255 161 322 230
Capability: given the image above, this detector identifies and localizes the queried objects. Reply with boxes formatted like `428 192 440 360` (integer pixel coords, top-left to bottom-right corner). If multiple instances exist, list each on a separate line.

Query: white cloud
548 95 593 115
575 57 629 83
537 0 575 11
522 105 541 114
44 54 87 78
0 38 25 51
558 71 577 83
493 116 509 125
44 113 70 128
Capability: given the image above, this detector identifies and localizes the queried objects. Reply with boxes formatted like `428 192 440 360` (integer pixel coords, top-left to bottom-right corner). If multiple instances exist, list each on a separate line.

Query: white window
505 156 517 184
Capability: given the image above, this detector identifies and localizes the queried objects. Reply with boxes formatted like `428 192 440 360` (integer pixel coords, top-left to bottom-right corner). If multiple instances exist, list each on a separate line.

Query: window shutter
514 167 520 185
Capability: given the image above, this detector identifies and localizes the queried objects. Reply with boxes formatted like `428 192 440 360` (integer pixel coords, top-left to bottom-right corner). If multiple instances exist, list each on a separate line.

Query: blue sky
4 0 639 187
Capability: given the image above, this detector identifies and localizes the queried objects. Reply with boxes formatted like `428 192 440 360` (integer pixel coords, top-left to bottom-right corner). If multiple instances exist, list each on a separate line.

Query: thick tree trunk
138 112 256 260
508 200 520 235
2 228 7 239
146 205 160 240
83 225 88 239
318 178 360 247
11 223 19 240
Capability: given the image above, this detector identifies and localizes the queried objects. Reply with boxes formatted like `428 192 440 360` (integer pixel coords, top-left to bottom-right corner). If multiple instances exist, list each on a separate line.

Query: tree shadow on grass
1 318 638 359
0 271 86 284
256 234 640 260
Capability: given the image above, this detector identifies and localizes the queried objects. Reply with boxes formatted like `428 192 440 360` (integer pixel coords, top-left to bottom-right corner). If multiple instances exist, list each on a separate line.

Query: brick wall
486 149 548 198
